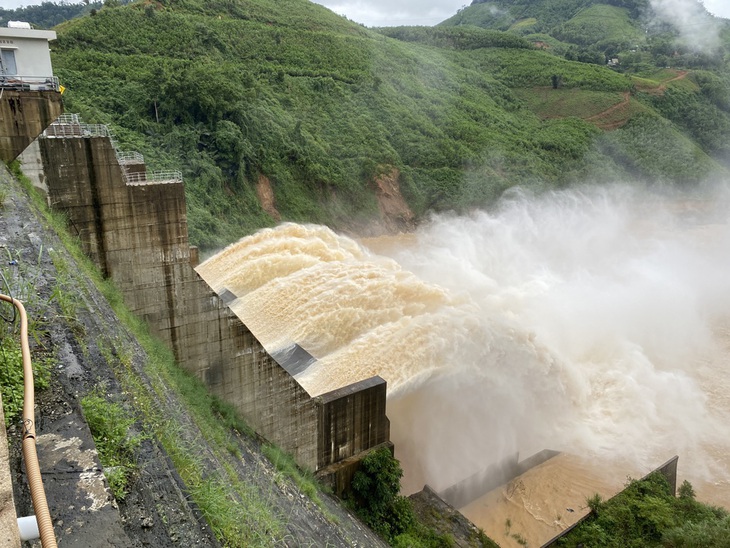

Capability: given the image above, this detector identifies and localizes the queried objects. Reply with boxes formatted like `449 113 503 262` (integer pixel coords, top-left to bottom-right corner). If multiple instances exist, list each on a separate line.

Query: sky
313 0 730 27
3 0 730 27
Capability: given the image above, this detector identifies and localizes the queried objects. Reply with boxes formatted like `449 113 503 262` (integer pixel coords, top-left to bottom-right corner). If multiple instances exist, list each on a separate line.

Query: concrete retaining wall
0 90 62 162
38 122 389 476
318 377 390 469
0 391 21 548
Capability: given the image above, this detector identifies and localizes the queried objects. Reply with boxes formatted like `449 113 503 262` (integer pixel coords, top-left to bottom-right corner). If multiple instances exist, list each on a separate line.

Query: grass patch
509 18 537 32
515 88 627 119
262 442 338 523
0 336 52 426
80 388 143 500
631 75 663 91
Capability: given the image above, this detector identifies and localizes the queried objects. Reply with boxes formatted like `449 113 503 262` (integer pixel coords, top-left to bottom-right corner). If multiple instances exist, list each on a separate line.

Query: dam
201 186 730 544
34 115 389 492
20 113 730 545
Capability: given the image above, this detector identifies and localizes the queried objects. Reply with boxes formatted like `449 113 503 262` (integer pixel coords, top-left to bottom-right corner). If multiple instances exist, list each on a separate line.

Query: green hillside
46 0 730 250
442 0 728 69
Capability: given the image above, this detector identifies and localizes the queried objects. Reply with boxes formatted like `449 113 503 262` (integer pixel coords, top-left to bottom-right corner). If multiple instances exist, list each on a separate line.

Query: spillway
198 184 730 513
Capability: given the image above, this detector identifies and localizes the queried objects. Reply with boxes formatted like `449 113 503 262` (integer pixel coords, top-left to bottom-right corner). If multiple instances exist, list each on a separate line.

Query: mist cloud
384 185 730 492
313 0 730 30
649 0 722 51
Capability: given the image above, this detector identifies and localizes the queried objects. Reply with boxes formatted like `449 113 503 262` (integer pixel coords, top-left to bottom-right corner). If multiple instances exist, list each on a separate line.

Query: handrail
116 151 144 164
125 170 183 185
53 114 80 125
0 75 59 92
43 123 110 139
43 114 182 186
0 294 57 548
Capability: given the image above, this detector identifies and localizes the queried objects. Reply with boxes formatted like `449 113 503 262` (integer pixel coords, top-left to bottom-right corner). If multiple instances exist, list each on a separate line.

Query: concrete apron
33 406 131 546
1 400 131 547
0 392 21 548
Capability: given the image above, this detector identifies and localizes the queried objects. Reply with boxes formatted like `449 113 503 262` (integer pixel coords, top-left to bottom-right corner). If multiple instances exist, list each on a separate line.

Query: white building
0 23 57 90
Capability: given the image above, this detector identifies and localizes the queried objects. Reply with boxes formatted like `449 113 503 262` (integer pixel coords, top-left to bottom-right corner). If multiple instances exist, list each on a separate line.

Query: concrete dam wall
37 116 390 484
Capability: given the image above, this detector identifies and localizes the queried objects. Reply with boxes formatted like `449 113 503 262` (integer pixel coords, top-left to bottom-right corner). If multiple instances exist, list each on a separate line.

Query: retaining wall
0 90 62 163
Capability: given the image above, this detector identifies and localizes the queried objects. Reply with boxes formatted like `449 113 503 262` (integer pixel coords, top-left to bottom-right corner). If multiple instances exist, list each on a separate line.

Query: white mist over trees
650 0 723 50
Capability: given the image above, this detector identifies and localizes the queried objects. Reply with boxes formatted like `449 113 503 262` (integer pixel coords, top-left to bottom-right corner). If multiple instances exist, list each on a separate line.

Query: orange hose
0 294 57 547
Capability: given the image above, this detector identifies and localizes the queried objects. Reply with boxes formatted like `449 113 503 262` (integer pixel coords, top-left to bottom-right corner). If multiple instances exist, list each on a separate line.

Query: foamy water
198 184 730 510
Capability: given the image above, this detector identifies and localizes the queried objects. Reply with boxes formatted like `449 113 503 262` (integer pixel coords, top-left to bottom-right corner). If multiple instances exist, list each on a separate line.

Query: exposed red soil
256 174 281 221
373 168 416 233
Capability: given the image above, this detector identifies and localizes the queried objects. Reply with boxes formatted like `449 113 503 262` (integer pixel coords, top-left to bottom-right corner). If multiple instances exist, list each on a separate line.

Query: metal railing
116 151 144 165
0 75 60 92
44 114 183 186
125 170 183 185
43 118 111 139
84 125 112 137
54 114 80 125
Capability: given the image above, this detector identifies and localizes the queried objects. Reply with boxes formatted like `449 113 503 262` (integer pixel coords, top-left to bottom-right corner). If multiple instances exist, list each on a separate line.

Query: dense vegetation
349 446 497 547
558 472 730 547
35 0 730 251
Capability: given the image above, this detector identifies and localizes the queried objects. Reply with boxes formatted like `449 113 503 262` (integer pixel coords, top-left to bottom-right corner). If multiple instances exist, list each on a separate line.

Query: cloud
312 0 467 27
649 0 722 51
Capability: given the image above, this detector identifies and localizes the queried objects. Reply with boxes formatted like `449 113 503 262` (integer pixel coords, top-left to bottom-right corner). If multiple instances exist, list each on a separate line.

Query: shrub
350 446 415 541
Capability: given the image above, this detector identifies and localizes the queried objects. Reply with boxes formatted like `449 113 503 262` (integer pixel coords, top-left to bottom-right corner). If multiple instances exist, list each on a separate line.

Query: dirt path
586 91 631 122
657 70 689 92
584 70 689 129
639 69 690 96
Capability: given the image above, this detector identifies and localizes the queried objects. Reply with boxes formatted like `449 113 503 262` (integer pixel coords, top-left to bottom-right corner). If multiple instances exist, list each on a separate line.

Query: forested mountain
0 1 103 30
442 0 727 70
45 0 730 250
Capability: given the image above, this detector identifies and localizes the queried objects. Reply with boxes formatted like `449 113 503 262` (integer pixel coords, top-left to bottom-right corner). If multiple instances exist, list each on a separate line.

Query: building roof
0 27 56 41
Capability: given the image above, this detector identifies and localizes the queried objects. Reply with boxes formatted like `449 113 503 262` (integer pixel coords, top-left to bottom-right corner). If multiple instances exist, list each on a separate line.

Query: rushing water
198 184 730 538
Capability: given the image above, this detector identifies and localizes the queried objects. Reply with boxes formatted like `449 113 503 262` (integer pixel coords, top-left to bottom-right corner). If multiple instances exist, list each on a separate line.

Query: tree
350 447 415 541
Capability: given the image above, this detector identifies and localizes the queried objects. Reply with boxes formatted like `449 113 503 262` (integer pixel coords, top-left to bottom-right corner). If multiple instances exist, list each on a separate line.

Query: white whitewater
198 184 730 539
